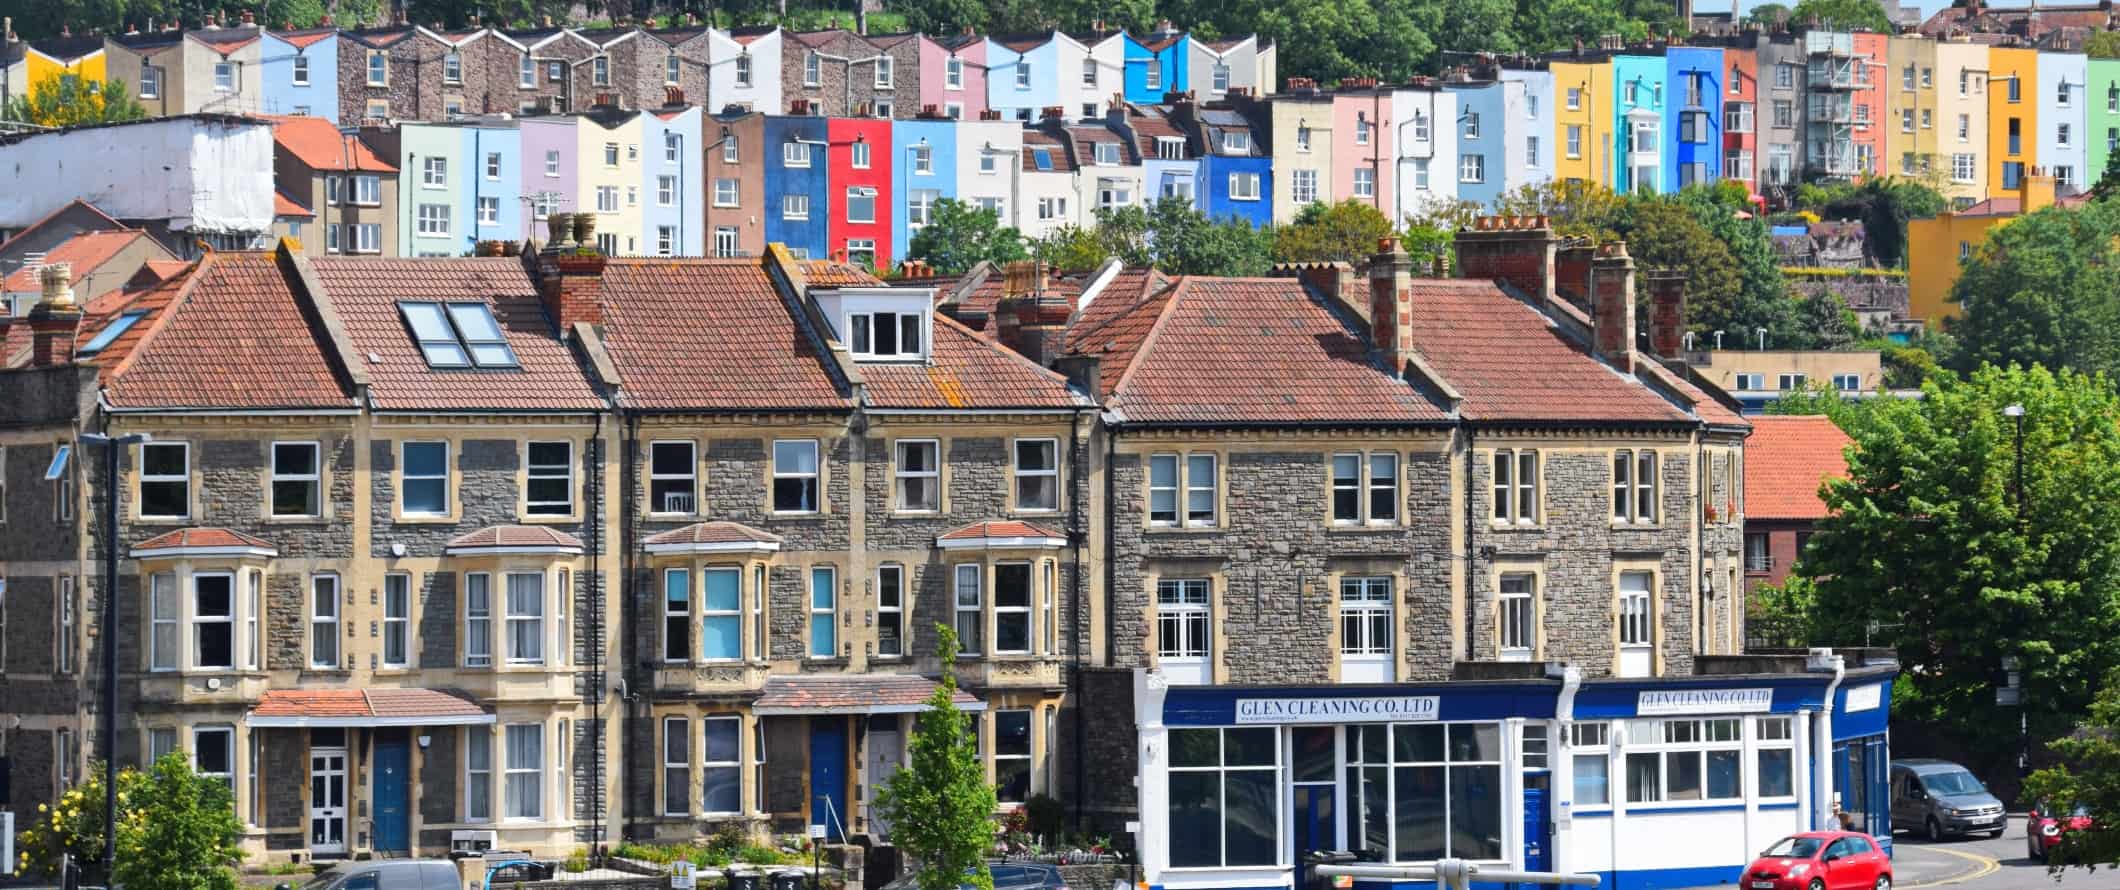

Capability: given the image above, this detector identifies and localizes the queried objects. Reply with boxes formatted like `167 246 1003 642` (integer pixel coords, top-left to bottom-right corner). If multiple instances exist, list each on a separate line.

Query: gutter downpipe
620 411 642 844
1812 649 1848 831
1463 423 1477 661
588 410 606 854
1069 407 1089 832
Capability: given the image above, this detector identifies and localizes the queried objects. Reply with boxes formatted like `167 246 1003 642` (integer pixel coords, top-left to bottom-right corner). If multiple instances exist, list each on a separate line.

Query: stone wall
5 727 57 816
779 32 921 118
421 726 458 825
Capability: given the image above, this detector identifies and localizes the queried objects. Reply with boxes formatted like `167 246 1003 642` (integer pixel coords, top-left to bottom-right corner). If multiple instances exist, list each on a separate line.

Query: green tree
15 753 244 888
1142 199 1275 276
1612 197 1745 337
1672 185 1803 348
897 0 990 37
2092 149 2120 201
1790 0 1894 31
1273 199 1398 266
1797 291 1860 350
876 625 998 890
2024 675 2120 868
1030 225 1112 271
2086 29 2120 61
1948 201 2120 377
3 74 147 128
905 199 1029 275
1798 364 2120 775
1745 2 1792 25
1492 179 1624 241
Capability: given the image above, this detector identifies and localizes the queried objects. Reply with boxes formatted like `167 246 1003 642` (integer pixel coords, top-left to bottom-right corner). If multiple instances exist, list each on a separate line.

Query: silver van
1889 758 2006 841
290 860 460 890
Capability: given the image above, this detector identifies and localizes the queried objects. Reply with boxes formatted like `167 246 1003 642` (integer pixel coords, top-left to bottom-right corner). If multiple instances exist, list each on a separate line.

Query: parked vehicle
881 861 1070 890
1742 831 1893 890
290 859 459 890
2027 800 2095 862
1889 759 2006 841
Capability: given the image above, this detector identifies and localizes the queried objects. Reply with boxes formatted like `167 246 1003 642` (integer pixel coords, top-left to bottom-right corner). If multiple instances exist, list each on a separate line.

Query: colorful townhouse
705 111 767 257
270 114 399 256
1613 51 1668 193
920 34 987 120
1906 170 2066 323
23 34 106 90
1553 59 1613 188
1666 46 1723 188
825 116 893 267
1331 82 1393 215
1446 73 1508 206
1756 33 1805 200
108 23 268 117
893 113 958 262
1935 39 1990 205
1124 104 1201 211
106 28 186 116
1082 30 1128 120
1853 31 1889 179
1125 25 1189 104
260 27 338 121
641 105 705 256
1190 33 1274 100
183 25 266 115
1166 96 1275 227
1056 116 1143 222
577 107 647 254
2038 50 2088 190
986 32 1069 123
1501 64 1557 193
953 112 1023 226
1017 127 1082 238
364 117 524 256
2092 55 2120 189
707 26 782 115
783 30 919 119
1250 81 1333 221
1886 34 1937 181
763 113 831 259
1723 43 1758 192
519 115 580 239
1392 80 1459 221
1989 45 2038 189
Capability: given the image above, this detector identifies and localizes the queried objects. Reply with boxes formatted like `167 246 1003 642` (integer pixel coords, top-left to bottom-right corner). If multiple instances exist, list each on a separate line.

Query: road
1878 814 2100 889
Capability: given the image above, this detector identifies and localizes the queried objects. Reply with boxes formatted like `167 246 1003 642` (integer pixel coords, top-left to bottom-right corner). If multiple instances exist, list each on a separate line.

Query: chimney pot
1453 215 1557 308
26 263 82 368
537 250 607 332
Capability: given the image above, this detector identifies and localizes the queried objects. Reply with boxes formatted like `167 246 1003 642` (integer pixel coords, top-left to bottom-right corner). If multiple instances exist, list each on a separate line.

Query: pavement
1690 814 2105 890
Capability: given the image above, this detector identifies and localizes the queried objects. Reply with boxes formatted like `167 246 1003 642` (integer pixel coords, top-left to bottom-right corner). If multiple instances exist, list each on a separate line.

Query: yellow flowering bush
14 753 243 889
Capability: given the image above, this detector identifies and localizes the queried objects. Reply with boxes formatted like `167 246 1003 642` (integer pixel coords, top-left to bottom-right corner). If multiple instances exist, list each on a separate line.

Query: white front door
310 747 348 856
867 725 903 838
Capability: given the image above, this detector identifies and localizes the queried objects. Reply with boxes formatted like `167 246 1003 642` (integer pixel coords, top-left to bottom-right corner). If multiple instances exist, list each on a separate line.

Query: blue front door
811 719 848 841
373 736 411 854
1523 773 1552 875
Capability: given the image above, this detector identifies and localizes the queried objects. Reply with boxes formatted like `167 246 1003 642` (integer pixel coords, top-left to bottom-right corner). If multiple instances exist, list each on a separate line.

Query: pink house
920 34 988 120
1331 81 1395 216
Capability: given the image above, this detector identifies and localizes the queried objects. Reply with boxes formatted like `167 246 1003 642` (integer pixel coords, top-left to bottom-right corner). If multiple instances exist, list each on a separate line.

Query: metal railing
1313 859 1599 890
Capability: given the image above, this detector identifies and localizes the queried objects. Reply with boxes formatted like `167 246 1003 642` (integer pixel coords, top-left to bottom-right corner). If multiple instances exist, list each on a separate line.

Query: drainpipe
1068 408 1088 833
1811 648 1847 831
588 411 606 853
620 412 642 842
1462 424 1478 662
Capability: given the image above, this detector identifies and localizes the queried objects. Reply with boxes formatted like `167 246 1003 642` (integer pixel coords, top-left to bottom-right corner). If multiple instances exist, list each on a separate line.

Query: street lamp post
2005 403 2026 524
81 430 149 883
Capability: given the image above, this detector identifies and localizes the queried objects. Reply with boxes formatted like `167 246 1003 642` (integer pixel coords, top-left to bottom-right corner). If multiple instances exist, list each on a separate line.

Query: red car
1742 831 1893 890
2027 800 2094 862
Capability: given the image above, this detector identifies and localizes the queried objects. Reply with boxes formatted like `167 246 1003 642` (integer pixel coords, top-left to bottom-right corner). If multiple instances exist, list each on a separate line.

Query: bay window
464 572 493 667
194 573 235 670
663 717 690 815
663 568 690 661
704 568 741 660
1167 728 1277 867
504 723 543 820
995 710 1033 803
703 716 742 813
993 563 1032 654
466 728 493 821
953 564 982 653
505 572 544 664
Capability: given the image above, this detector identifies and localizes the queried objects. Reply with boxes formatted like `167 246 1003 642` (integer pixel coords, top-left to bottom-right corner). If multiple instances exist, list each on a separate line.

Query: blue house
1612 53 1669 193
986 33 1061 123
1118 105 1201 213
1665 46 1724 189
1125 30 1190 105
892 117 958 263
763 114 830 259
1172 102 1272 227
641 107 705 256
261 28 337 122
1445 78 1507 207
456 122 522 251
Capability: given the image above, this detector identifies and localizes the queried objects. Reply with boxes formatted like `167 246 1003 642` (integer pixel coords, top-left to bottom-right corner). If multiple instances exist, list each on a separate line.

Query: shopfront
1130 658 1899 890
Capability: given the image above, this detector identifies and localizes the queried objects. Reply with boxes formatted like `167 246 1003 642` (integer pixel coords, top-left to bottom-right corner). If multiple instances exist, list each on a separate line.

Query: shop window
704 716 741 813
1167 728 1278 867
1569 722 1609 805
1347 722 1504 862
1625 718 1743 803
1757 716 1796 798
995 710 1032 803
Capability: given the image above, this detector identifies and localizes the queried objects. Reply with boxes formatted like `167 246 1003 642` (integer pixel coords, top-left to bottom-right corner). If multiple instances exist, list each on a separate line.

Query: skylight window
77 310 147 357
399 301 518 369
1032 148 1054 171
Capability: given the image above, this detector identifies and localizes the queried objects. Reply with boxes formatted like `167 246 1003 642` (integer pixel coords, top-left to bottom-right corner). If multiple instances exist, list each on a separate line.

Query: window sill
1327 522 1401 532
134 515 197 525
1143 524 1222 534
888 509 942 518
518 512 584 525
262 513 332 525
768 510 827 519
1486 521 1545 531
804 656 850 667
394 514 461 524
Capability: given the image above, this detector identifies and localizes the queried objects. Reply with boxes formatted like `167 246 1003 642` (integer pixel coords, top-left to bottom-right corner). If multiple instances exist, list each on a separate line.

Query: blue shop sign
1572 674 1831 719
1163 681 1559 727
1833 674 1896 742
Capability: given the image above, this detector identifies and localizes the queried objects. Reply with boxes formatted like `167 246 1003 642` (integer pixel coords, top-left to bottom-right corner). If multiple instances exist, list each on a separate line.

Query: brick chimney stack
1454 215 1556 307
28 263 83 367
536 251 606 334
1368 238 1418 374
1554 244 1596 312
1644 270 1688 358
994 261 1073 365
1589 242 1637 374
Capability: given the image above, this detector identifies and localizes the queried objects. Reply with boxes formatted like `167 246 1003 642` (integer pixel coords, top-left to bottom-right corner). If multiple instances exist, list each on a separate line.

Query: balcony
1746 555 1774 574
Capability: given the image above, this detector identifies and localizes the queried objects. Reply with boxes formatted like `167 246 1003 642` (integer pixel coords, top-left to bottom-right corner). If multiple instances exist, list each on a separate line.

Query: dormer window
1221 131 1249 153
849 311 923 359
399 302 518 369
1094 142 1121 165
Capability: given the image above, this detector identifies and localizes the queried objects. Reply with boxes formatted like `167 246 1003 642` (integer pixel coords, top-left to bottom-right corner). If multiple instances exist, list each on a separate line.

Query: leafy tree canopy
1745 2 1792 25
1789 0 1895 32
875 626 999 890
1947 201 2120 378
1274 199 1399 266
15 753 245 889
2086 29 2120 61
1798 177 1948 268
3 74 146 128
1798 364 2120 770
1033 199 1271 276
905 199 1030 275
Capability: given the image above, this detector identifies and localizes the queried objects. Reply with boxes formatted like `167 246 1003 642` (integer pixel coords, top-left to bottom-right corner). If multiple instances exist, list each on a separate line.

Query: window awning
936 519 1067 551
248 688 494 728
642 521 784 555
751 674 984 716
130 527 279 559
444 524 585 556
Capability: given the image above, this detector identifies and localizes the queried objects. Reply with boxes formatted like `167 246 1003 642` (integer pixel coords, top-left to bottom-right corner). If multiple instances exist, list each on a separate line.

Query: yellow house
1552 60 1613 188
1905 171 2059 324
23 36 107 88
576 110 646 255
1885 35 1938 183
1933 39 1989 206
1987 46 2037 193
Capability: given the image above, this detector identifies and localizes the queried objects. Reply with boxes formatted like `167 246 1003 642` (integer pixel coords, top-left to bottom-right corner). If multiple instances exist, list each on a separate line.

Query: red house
1724 45 1758 199
827 117 893 269
1744 415 1854 591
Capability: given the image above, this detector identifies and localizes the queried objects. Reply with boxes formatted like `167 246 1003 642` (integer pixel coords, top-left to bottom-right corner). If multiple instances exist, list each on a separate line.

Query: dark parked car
291 859 459 890
880 861 1070 890
1890 759 2006 841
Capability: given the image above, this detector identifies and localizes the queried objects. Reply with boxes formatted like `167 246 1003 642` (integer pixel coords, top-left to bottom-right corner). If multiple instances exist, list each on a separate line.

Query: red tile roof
1745 415 1853 521
643 521 785 547
596 258 851 411
268 115 397 173
445 525 586 550
104 252 354 411
937 519 1065 546
1022 131 1076 172
799 260 882 287
3 230 156 293
75 262 189 363
308 257 605 412
1400 279 1692 425
252 688 487 721
1065 275 1176 396
859 314 1084 410
1103 277 1451 425
272 28 337 50
1067 267 1166 346
275 188 313 218
133 527 277 553
190 29 260 55
0 199 127 256
751 674 981 714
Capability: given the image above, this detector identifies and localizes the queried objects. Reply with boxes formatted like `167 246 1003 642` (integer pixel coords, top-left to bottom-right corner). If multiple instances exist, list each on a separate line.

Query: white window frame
192 726 234 790
1624 718 1745 803
504 571 545 665
1330 451 1397 525
702 567 742 662
1498 573 1535 656
946 57 964 89
504 723 543 821
1229 172 1260 201
783 193 811 221
808 566 837 659
953 564 983 654
658 175 678 207
662 716 691 816
877 564 906 657
1353 167 1375 198
647 440 696 515
520 56 535 89
383 572 411 668
1618 570 1654 648
1337 575 1392 657
1612 449 1658 524
367 51 387 86
310 573 339 669
1147 452 1217 528
663 568 691 663
846 186 877 224
401 441 450 517
894 439 940 512
526 440 573 516
139 441 190 519
1754 716 1798 799
270 441 321 518
1492 449 1538 524
773 440 821 514
703 716 743 814
1013 438 1059 512
478 196 500 225
57 575 75 673
1155 577 1211 669
464 572 493 667
149 572 177 671
192 572 236 671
